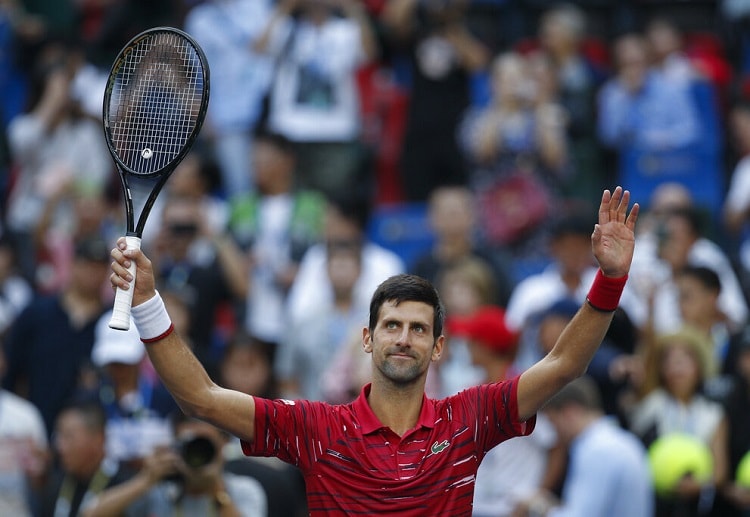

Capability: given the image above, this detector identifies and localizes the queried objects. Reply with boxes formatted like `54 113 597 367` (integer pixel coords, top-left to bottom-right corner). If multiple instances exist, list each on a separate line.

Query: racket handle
109 236 142 331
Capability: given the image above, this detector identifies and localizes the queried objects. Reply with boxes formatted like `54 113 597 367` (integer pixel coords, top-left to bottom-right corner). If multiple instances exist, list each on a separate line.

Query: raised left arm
517 187 639 421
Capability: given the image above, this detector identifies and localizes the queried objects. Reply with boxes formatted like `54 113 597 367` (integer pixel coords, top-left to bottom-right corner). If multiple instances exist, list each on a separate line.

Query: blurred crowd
1 0 750 515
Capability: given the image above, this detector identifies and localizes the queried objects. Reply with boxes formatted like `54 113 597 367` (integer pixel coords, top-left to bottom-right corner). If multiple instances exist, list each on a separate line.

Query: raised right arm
110 238 256 442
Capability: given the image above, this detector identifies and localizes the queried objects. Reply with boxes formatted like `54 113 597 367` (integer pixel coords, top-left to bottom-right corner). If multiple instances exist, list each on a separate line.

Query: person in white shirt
285 195 405 329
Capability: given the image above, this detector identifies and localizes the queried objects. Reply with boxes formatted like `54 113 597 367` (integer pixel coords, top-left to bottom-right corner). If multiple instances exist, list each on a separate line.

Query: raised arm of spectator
517 187 639 421
338 0 379 63
109 240 256 443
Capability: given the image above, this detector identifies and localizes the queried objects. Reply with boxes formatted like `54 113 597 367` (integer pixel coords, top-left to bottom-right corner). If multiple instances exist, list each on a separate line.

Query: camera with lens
177 435 217 469
165 435 217 483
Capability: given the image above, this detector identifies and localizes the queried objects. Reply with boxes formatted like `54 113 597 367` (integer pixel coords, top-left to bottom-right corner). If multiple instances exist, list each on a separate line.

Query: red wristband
141 323 175 344
586 269 628 312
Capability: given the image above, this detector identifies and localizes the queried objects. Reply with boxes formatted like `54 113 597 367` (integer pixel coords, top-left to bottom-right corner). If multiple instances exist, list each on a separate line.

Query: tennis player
109 187 638 516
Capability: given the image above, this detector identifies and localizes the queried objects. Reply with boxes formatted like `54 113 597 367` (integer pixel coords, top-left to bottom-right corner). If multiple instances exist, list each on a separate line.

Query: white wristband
131 291 173 343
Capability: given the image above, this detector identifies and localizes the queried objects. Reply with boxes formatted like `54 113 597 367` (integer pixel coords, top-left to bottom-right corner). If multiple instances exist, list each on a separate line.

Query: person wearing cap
2 235 112 436
448 306 566 517
90 313 176 469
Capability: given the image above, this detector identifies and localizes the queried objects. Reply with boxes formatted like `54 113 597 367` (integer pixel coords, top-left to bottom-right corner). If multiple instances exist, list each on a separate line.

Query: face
363 301 443 386
70 258 109 297
550 234 594 276
657 216 694 269
429 188 475 239
161 200 201 258
327 246 361 299
54 410 104 476
677 275 717 325
538 314 570 355
220 345 271 397
660 342 701 399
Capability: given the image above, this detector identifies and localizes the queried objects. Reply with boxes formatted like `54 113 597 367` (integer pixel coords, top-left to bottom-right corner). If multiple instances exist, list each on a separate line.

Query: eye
386 321 398 330
412 324 425 333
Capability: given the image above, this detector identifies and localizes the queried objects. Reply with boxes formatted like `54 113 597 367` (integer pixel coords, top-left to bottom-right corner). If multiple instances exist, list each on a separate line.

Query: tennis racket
105 27 210 330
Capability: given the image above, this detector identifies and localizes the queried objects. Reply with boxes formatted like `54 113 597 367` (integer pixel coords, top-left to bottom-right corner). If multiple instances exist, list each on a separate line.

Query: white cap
92 312 145 366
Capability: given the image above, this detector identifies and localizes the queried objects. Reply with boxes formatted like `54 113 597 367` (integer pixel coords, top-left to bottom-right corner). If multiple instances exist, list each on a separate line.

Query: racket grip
108 236 142 331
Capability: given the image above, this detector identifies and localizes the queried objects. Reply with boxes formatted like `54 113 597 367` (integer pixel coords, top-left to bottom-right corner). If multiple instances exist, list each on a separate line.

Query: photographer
82 413 267 517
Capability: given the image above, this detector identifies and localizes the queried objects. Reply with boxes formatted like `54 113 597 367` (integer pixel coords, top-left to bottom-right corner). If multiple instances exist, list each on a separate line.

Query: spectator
723 99 750 290
2 235 111 435
33 183 118 295
520 376 654 517
254 0 378 200
632 206 748 335
458 51 568 247
715 329 750 515
89 313 175 469
83 412 268 517
381 0 490 201
4 39 111 284
183 0 275 199
279 238 367 402
435 256 497 396
675 266 732 381
36 400 136 517
0 233 32 337
218 331 308 517
228 131 326 346
409 184 514 307
143 150 229 250
504 211 645 372
537 3 607 201
285 194 404 330
597 32 701 151
645 16 703 87
151 195 247 373
628 328 730 515
0 345 48 516
447 305 566 517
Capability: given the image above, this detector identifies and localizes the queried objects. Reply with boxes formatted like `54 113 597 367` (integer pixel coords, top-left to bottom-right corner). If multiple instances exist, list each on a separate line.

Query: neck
434 238 471 261
367 377 426 436
73 453 105 482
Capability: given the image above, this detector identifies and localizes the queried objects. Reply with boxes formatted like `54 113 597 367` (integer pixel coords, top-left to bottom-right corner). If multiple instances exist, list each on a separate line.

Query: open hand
592 186 639 278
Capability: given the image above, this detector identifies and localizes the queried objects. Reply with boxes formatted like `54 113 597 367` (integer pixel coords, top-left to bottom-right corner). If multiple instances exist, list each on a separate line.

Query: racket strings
108 32 206 175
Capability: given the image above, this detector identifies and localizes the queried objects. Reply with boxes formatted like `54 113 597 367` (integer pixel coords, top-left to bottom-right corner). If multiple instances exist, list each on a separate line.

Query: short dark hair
58 399 107 434
369 274 445 340
544 376 602 411
679 265 721 294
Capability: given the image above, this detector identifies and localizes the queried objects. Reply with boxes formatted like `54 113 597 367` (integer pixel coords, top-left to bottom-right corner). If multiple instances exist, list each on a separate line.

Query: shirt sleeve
241 396 325 471
454 375 537 454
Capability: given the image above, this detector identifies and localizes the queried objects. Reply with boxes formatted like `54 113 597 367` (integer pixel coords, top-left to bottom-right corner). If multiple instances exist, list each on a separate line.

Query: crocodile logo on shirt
431 440 450 454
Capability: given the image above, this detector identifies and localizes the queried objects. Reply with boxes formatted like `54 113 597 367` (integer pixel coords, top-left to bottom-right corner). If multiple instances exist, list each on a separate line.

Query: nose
395 326 411 347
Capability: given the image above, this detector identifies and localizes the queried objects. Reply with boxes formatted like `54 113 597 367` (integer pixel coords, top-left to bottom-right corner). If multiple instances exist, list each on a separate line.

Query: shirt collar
353 383 437 435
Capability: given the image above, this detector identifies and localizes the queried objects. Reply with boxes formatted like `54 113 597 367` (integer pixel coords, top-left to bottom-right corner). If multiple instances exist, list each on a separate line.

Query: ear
431 335 445 362
362 327 373 353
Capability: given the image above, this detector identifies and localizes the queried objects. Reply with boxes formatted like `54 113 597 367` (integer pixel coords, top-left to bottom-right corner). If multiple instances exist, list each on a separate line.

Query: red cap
446 306 518 354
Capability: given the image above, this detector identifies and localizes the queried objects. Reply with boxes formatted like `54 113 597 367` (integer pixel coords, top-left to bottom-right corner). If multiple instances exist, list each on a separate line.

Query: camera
176 435 217 469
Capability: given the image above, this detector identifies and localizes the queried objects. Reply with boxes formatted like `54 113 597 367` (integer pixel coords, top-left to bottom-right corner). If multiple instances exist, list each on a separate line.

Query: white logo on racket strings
141 148 153 159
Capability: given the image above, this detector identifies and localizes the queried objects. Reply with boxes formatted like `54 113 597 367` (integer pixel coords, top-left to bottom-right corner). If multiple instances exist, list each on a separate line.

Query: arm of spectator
535 103 569 173
596 83 633 148
212 231 250 301
253 0 297 54
338 0 379 63
443 23 490 73
380 0 419 42
82 446 181 517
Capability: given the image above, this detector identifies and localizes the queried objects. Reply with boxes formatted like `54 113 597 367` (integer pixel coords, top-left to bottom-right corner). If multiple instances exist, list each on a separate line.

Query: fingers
600 186 637 225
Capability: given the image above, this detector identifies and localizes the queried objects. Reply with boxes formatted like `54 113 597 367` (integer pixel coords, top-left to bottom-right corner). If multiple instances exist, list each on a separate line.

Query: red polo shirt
242 376 535 516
